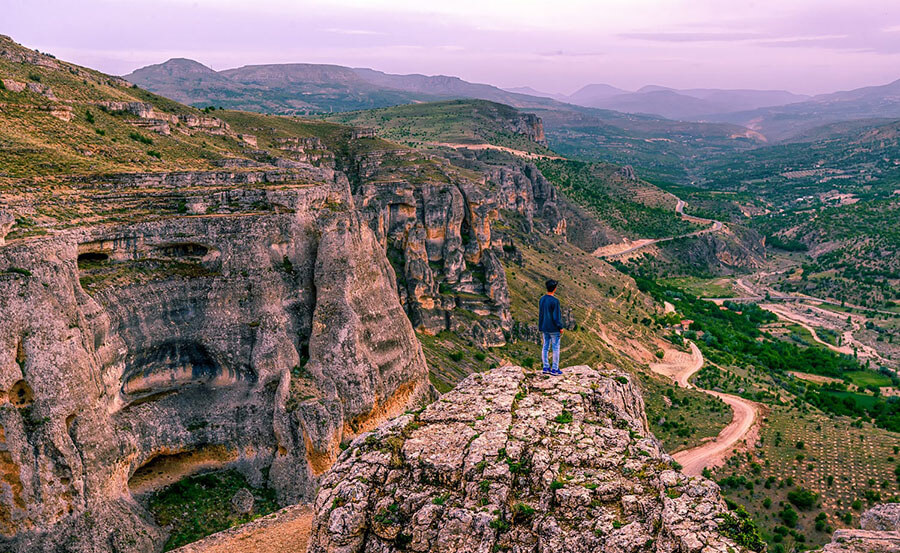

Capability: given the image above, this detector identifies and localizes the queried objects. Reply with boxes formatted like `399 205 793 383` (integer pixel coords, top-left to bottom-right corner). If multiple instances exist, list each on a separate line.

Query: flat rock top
307 365 747 553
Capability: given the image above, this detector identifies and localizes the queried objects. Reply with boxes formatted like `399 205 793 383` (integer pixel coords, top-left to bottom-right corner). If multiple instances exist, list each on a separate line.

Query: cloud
537 50 605 58
620 31 763 43
324 27 383 35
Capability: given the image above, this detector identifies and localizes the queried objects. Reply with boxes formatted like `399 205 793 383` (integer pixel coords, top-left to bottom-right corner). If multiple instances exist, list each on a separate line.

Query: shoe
550 368 563 376
542 367 552 375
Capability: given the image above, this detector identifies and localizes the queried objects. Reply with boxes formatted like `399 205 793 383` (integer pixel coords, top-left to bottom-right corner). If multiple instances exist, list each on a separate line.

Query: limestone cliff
308 366 753 553
0 173 432 552
813 504 900 553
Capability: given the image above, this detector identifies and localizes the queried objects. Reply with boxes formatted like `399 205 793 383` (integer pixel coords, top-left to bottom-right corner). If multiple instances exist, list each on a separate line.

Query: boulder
307 365 750 553
230 488 255 515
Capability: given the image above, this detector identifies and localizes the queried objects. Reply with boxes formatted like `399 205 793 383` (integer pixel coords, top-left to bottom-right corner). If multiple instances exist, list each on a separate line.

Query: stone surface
0 174 433 552
812 504 900 553
0 212 13 246
860 503 900 532
307 365 748 553
231 488 255 515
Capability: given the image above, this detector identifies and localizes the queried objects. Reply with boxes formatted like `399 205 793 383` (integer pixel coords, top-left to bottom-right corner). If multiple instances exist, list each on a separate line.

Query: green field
844 370 893 388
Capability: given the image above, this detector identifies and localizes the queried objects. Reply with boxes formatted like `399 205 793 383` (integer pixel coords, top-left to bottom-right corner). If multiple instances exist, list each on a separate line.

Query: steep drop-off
308 365 756 553
0 173 434 552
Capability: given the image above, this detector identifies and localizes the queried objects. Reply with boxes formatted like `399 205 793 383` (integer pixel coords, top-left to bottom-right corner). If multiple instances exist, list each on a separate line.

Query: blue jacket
538 294 563 333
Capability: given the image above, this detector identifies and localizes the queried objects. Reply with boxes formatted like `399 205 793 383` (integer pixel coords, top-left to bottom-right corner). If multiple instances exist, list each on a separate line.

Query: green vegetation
537 159 701 239
718 506 766 552
147 470 279 551
325 99 555 155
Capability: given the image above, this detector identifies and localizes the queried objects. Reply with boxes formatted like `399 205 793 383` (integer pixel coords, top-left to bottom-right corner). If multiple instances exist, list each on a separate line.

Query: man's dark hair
545 279 558 293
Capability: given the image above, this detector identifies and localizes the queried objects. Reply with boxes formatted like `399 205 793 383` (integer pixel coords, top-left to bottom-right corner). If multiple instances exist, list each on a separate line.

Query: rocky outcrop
814 504 900 553
350 150 513 344
0 174 432 552
489 162 566 235
308 365 750 553
0 212 13 246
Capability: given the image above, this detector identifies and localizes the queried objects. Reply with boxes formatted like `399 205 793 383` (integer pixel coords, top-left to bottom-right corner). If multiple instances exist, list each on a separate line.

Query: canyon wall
0 174 432 552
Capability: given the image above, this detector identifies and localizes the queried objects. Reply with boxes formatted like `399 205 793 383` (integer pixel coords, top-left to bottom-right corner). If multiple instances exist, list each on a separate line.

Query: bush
148 150 162 159
449 351 464 362
787 487 818 510
779 506 798 528
129 131 153 145
717 506 766 552
85 110 95 124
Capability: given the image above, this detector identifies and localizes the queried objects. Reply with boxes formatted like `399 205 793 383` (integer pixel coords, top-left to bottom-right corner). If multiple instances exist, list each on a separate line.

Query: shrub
787 487 818 510
85 110 95 124
148 150 162 159
717 506 766 552
449 351 464 362
129 131 153 145
553 410 573 424
779 506 798 528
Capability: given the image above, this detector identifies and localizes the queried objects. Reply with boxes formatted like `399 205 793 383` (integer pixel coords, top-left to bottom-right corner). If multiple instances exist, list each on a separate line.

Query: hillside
125 58 560 115
324 99 551 153
1 34 711 552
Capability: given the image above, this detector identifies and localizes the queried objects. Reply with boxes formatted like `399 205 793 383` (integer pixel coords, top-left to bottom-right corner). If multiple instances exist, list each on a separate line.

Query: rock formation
0 172 433 552
814 504 900 553
308 365 751 553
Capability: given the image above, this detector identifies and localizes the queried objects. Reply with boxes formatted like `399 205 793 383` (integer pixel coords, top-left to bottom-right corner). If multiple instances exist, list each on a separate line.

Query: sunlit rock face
308 365 750 553
0 174 432 552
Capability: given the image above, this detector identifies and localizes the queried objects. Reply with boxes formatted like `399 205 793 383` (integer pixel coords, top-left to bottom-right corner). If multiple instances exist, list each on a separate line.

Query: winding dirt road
595 198 723 259
650 342 760 476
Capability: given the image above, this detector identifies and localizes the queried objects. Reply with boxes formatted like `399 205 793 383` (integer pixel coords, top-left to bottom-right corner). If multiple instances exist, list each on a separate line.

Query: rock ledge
308 365 750 553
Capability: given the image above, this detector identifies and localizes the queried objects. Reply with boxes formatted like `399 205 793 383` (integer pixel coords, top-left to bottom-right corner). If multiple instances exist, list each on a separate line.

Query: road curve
650 341 760 476
597 197 724 259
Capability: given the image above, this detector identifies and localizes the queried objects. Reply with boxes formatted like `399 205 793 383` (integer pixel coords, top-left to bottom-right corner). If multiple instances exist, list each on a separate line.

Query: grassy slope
324 99 555 155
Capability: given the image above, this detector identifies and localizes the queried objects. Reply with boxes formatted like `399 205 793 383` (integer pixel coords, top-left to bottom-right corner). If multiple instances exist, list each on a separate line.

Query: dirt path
762 303 853 355
595 196 723 260
649 341 760 476
171 505 313 553
427 142 563 160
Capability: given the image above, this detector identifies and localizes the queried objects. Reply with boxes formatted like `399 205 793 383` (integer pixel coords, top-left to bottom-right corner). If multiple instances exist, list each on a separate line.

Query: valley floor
650 341 761 475
171 505 313 553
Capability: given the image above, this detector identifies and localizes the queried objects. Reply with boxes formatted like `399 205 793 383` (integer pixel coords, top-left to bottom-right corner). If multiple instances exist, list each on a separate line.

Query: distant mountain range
125 58 900 145
125 58 559 114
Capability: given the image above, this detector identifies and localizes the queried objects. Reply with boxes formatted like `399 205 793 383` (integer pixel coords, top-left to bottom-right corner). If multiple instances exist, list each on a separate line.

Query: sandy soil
171 504 313 553
428 142 563 160
650 341 760 476
762 303 853 355
788 371 843 384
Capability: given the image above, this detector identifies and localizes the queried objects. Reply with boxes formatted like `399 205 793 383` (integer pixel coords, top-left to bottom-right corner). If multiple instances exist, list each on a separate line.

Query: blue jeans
541 332 560 370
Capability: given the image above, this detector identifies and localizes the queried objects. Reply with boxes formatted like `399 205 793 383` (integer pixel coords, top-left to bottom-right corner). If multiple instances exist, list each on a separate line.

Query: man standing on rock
539 279 564 376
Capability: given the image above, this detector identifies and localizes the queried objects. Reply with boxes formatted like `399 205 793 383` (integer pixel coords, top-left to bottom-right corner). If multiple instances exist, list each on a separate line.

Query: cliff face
0 174 432 552
814 504 900 553
308 365 750 553
346 147 566 347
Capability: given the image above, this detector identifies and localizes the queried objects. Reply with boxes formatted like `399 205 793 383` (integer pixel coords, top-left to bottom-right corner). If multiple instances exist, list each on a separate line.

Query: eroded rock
0 175 433 552
308 365 749 553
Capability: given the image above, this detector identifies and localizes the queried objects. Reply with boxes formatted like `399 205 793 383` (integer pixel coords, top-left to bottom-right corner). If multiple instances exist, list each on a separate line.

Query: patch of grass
147 470 279 551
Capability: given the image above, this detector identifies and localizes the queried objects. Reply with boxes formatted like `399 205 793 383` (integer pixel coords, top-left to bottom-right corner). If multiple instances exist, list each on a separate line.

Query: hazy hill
125 58 560 114
564 85 808 120
708 78 900 140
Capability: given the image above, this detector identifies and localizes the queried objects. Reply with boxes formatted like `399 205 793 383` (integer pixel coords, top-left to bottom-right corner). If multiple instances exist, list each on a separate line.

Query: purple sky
5 0 900 95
